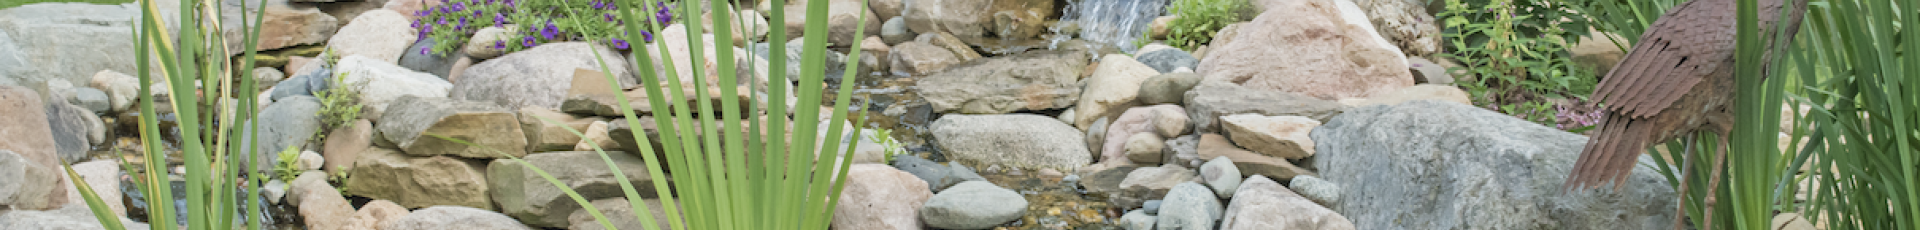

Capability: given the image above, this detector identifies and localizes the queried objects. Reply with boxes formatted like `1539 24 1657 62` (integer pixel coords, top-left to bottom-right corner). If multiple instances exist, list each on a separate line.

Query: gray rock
1157 182 1223 230
887 41 961 76
1287 175 1340 206
273 64 333 101
901 0 992 36
0 205 151 230
918 50 1088 114
264 179 289 204
67 88 110 112
398 39 465 78
253 67 286 92
336 55 455 121
242 96 323 175
1120 210 1157 230
289 171 330 205
1200 156 1243 198
345 147 492 209
891 155 957 192
63 160 123 214
1309 100 1677 230
566 198 679 230
1086 117 1108 159
44 102 92 163
0 150 62 211
1136 48 1198 74
949 163 986 183
753 39 847 82
1141 200 1162 215
0 3 236 98
384 206 533 230
1219 175 1354 230
1163 135 1200 166
452 42 634 110
1407 56 1452 85
920 181 1028 229
932 114 1092 171
377 95 527 159
1184 80 1346 133
1136 73 1202 105
881 17 913 44
326 9 415 63
488 151 660 228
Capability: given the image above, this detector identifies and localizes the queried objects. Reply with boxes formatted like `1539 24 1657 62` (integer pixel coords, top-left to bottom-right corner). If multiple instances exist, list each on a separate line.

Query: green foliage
313 70 362 140
272 146 301 183
1163 0 1252 50
1782 0 1920 229
1575 0 1687 49
412 0 680 56
0 0 133 9
1437 0 1600 128
330 170 351 194
866 127 904 164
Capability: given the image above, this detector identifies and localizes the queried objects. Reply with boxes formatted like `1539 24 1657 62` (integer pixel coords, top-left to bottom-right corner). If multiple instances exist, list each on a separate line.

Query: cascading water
1053 0 1168 54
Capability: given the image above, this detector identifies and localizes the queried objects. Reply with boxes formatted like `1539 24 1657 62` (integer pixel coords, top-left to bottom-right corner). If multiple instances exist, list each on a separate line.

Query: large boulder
44 102 93 163
335 55 454 121
1184 80 1346 133
932 114 1091 171
455 42 634 110
345 147 493 209
1218 175 1354 230
833 164 934 230
243 96 323 174
397 39 465 78
256 0 340 51
886 41 961 76
1074 54 1162 129
384 206 533 230
326 9 416 63
1309 100 1677 229
1196 0 1413 100
488 151 661 228
0 205 151 230
920 181 1027 229
901 0 992 36
780 1 880 46
0 4 142 97
0 150 64 211
918 50 1088 114
377 95 529 159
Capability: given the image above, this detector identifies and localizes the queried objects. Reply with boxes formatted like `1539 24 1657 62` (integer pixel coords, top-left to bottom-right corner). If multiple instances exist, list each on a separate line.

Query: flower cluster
411 0 680 56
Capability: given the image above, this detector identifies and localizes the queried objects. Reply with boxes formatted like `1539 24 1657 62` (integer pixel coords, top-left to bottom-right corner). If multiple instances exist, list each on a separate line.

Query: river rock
0 4 143 98
517 107 601 152
1120 165 1199 198
258 0 339 50
1157 182 1222 230
1310 100 1677 229
398 39 465 78
1086 117 1108 160
0 150 64 211
901 0 992 36
1184 80 1346 133
833 164 934 230
886 41 960 76
1125 134 1166 164
1197 134 1312 180
1200 156 1243 198
384 206 532 230
1197 0 1413 100
1101 105 1187 163
243 96 323 175
463 26 516 60
920 181 1027 229
88 70 139 112
566 198 680 230
880 17 913 44
377 95 528 159
1406 57 1453 85
0 205 150 230
346 147 492 209
343 200 411 230
300 176 356 230
918 50 1087 114
489 151 660 228
1074 54 1160 129
45 102 92 163
1136 48 1197 74
327 9 415 63
67 87 110 113
1287 175 1340 206
63 160 124 215
931 114 1091 171
322 119 374 174
1136 73 1202 105
455 42 634 110
337 55 454 121
1120 210 1156 230
1218 175 1354 230
1220 114 1319 159
780 1 880 46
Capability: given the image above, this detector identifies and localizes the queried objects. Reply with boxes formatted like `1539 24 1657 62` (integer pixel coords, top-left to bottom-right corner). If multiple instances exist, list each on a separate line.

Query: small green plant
1163 0 1252 50
312 71 362 139
1437 0 1600 127
272 146 301 183
865 127 904 163
411 0 679 55
329 170 351 194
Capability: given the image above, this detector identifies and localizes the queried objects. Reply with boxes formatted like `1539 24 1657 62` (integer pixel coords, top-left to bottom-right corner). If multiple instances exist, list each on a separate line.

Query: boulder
377 96 529 159
1124 134 1166 164
886 41 960 76
780 1 880 46
1136 48 1198 74
1074 54 1160 129
67 87 110 113
0 205 150 230
44 102 93 163
920 181 1027 229
638 25 770 94
1406 57 1453 85
516 107 601 152
989 0 1052 39
917 50 1088 114
336 55 455 121
915 32 980 62
860 36 892 71
343 200 411 230
1184 80 1346 133
274 64 333 101
322 119 374 174
1309 100 1677 229
1197 134 1312 180
253 67 287 92
566 198 681 230
1218 175 1354 230
398 39 465 78
573 120 618 151
300 177 356 230
1337 84 1470 107
1119 166 1199 198
1196 0 1413 100
755 39 848 83
257 0 340 51
901 0 992 36
833 164 934 230
1120 210 1156 230
880 17 913 44
0 4 150 97
64 160 125 215
327 9 416 63
455 42 634 110
345 147 492 209
243 96 323 174
0 150 64 211
1220 114 1320 159
488 151 661 228
1354 0 1441 57
1136 73 1202 105
1101 105 1187 163
1156 182 1223 230
1287 175 1340 206
889 155 983 192
1200 156 1243 198
462 26 516 60
384 206 533 230
289 171 331 205
931 114 1091 171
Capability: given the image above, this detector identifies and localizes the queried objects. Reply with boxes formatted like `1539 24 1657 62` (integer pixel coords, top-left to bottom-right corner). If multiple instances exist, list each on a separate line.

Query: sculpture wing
1590 0 1736 119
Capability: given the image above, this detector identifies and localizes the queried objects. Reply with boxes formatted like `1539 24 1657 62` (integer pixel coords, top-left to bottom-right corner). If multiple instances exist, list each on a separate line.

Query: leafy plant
866 127 903 164
1163 0 1252 50
1437 0 1600 127
412 0 679 55
312 70 362 140
1781 0 1918 229
329 170 351 195
272 146 301 183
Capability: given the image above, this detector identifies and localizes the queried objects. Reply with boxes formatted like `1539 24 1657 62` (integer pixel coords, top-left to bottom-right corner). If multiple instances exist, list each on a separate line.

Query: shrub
412 0 679 56
1163 0 1252 50
312 69 362 140
1436 0 1600 129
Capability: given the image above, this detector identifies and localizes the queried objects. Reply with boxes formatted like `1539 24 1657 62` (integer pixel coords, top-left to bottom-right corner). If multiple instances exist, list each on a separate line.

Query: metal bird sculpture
1564 0 1807 228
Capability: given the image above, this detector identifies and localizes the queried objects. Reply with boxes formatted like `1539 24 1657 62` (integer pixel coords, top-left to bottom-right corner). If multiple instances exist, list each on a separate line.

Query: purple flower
412 19 423 28
523 36 537 47
655 11 671 24
437 6 449 14
473 9 482 17
494 40 507 49
420 47 430 55
592 0 604 9
458 17 469 30
451 2 465 11
415 10 429 17
541 21 559 40
504 0 514 7
437 17 447 25
605 13 616 22
494 13 508 25
611 38 629 49
641 31 653 42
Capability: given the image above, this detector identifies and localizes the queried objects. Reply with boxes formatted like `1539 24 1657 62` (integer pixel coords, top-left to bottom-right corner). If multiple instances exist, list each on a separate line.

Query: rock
915 32 981 62
0 205 150 230
1086 117 1109 159
67 87 110 113
1337 84 1469 107
566 198 680 230
345 147 492 209
456 42 634 110
860 36 892 71
1220 115 1320 159
64 160 124 215
1120 166 1199 197
258 1 340 50
298 150 326 171
1125 134 1166 164
1148 15 1176 40
780 2 879 46
886 41 960 76
264 179 290 204
917 50 1088 114
1571 30 1628 76
274 64 333 101
88 70 139 112
1136 73 1202 105
488 151 660 228
1136 48 1197 74
377 96 529 159
989 0 1052 39
327 9 416 63
253 67 287 92
1219 175 1354 230
1772 213 1818 230
1120 210 1157 230
1184 80 1346 133
931 114 1092 171
300 177 357 230
868 0 905 22
833 164 934 230
243 96 323 174
573 120 617 151
639 25 769 93
1101 105 1185 163
1287 175 1339 206
1073 54 1160 128
343 200 411 230
758 39 849 81
290 171 331 205
0 150 64 211
1200 156 1243 198
0 4 149 98
901 0 992 36
1197 134 1312 180
398 39 465 78
382 0 442 21
322 119 374 174
880 17 913 44
1196 0 1413 100
518 107 602 152
384 206 533 230
1156 182 1223 230
700 10 770 46
920 181 1027 229
1329 0 1406 57
44 102 93 163
1406 57 1452 85
337 55 455 121
463 27 517 60
1354 0 1441 57
891 155 957 191
1309 100 1677 229
1163 135 1200 166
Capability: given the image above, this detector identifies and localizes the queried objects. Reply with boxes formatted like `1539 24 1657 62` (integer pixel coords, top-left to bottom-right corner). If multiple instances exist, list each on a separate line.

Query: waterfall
1055 0 1168 54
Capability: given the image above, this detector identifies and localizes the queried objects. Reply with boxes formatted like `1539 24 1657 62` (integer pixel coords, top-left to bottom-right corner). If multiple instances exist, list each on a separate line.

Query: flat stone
1220 114 1320 159
931 114 1091 171
487 151 660 228
833 164 934 230
1218 175 1354 230
345 147 492 209
384 206 533 230
917 50 1087 114
920 181 1027 229
377 95 528 159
